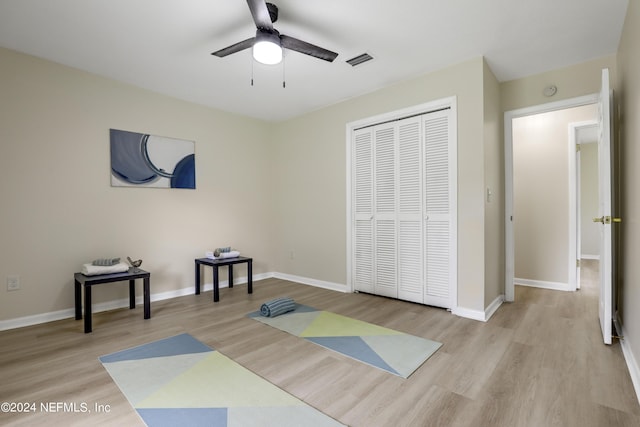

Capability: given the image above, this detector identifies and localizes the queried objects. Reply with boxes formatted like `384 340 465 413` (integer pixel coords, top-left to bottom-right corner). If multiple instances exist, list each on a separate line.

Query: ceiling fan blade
246 0 273 31
280 35 338 62
211 37 255 57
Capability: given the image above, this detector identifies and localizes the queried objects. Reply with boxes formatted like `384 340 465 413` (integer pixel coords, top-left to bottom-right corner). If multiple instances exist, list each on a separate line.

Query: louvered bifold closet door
353 128 374 294
424 109 453 308
397 117 424 303
374 124 398 298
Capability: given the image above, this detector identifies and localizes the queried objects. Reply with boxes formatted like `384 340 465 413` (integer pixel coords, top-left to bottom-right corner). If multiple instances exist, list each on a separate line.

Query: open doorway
573 121 599 289
505 70 615 345
504 94 599 302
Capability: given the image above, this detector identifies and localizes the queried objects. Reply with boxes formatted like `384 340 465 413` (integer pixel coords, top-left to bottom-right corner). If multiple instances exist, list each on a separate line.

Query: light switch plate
7 275 20 291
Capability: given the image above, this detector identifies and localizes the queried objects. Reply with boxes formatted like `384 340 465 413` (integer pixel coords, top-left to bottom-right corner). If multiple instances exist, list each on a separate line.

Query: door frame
504 94 598 302
569 120 598 290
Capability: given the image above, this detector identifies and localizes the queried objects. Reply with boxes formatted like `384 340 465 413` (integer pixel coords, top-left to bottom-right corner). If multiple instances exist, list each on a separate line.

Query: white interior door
374 125 398 298
597 68 614 345
423 110 453 308
397 117 424 303
353 128 374 294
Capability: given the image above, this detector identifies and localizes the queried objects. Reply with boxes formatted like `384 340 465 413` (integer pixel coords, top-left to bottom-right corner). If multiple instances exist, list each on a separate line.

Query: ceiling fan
211 0 338 65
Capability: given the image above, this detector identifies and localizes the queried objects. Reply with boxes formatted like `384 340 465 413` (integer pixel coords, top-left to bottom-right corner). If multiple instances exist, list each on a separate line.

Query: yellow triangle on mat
299 311 403 337
136 352 302 409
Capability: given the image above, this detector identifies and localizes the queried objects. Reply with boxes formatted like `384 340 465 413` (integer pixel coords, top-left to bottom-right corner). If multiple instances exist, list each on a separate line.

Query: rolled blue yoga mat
260 297 296 317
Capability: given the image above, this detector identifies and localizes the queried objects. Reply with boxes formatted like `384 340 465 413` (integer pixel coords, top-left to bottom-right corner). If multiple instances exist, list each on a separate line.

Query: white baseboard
615 314 640 406
193 272 273 296
452 294 504 322
451 306 485 321
0 272 345 331
514 277 571 292
0 308 77 331
484 294 505 320
0 272 273 332
272 272 348 293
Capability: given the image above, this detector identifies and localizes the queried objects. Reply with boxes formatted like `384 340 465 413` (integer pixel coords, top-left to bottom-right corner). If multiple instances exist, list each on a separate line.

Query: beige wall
483 59 504 307
273 57 488 312
512 104 597 284
0 47 276 321
501 55 617 112
616 0 640 382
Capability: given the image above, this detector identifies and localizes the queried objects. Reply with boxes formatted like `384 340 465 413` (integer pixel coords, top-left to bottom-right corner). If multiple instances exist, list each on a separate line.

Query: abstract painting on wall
110 129 196 189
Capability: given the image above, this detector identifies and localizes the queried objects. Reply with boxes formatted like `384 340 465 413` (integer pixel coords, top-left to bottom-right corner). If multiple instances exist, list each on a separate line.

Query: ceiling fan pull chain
282 53 286 88
251 54 254 86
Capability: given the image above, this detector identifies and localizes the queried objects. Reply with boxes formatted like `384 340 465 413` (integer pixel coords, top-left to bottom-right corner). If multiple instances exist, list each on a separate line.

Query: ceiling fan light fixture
253 31 282 65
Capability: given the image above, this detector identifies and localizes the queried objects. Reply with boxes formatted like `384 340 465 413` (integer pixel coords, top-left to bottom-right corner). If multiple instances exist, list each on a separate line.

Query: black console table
74 268 150 333
194 257 253 302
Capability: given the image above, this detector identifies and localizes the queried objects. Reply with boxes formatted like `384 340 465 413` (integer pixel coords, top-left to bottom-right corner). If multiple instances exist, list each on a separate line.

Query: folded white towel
220 250 240 259
81 262 130 276
205 250 240 260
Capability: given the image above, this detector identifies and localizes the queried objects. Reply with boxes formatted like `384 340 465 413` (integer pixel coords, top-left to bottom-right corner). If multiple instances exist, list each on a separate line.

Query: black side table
194 257 253 302
74 268 150 333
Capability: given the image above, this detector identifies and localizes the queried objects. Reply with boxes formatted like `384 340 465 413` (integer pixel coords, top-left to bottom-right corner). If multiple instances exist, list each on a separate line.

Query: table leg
84 285 92 333
213 266 220 302
129 279 136 309
75 279 82 320
144 277 150 319
248 260 253 294
195 261 201 295
228 264 234 288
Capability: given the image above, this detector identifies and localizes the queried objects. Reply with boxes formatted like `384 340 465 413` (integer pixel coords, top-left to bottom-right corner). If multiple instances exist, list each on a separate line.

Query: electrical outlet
7 275 20 291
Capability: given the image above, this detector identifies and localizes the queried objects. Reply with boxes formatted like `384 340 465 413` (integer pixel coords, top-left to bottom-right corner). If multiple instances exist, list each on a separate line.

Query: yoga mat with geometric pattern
99 333 345 427
248 304 442 378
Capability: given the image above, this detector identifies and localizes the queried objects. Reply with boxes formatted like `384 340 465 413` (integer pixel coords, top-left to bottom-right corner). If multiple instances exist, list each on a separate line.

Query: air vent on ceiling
346 53 373 67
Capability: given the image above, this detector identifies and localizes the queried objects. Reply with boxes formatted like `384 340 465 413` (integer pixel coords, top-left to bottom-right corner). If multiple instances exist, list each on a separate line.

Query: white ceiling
0 0 628 122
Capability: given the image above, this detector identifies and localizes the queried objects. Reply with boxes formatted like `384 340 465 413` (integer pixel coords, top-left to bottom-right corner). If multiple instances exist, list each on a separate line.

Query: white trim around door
504 94 598 302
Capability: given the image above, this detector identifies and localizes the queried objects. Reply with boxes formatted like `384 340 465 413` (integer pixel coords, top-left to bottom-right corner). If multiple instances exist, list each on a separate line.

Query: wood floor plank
434 323 514 400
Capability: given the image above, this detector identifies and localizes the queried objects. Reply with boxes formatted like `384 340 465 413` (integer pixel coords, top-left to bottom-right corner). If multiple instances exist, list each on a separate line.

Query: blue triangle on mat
99 333 212 363
137 407 227 427
305 336 400 376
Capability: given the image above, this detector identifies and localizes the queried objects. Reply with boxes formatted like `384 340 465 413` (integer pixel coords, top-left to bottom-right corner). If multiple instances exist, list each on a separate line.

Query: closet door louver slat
375 219 397 297
374 126 396 214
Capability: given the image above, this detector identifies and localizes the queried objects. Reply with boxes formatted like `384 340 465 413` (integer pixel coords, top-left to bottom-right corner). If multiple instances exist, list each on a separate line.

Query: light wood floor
1 260 638 426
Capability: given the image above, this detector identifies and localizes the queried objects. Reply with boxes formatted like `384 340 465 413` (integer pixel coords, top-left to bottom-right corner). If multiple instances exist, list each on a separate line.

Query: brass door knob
593 216 622 224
